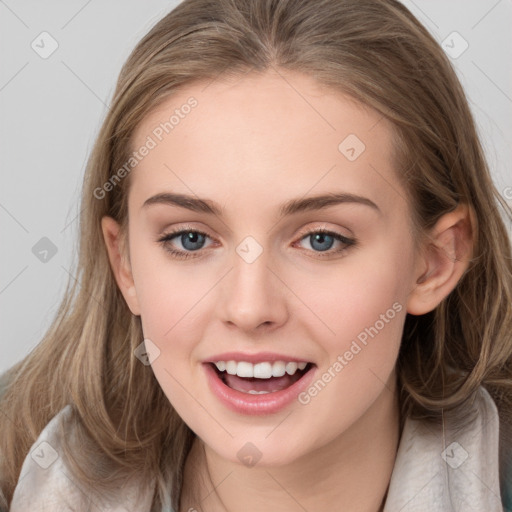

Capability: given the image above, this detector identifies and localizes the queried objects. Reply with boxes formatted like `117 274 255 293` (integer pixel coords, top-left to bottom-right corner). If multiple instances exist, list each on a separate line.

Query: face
109 69 423 465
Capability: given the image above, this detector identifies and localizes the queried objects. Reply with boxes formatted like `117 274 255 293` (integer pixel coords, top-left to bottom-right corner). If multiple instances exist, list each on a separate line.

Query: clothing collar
383 386 503 511
11 386 502 511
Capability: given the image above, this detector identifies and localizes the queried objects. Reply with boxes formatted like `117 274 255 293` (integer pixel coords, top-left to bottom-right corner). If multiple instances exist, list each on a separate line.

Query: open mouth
209 362 315 394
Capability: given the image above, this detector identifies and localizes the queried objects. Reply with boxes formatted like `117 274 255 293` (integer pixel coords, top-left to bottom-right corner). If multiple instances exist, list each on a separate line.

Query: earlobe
101 216 141 316
406 204 475 316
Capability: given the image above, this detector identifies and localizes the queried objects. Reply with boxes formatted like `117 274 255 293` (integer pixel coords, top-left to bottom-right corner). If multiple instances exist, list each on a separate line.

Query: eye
157 226 356 260
157 227 215 260
294 228 356 257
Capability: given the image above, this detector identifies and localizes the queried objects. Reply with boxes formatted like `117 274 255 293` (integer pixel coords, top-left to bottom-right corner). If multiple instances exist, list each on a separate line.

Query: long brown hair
1 0 511 510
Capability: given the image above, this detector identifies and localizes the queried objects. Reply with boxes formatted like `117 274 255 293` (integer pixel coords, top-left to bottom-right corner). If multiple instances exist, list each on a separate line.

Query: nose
219 244 289 333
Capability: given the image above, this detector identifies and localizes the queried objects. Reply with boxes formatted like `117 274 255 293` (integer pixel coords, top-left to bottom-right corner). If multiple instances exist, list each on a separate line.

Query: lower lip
203 363 317 416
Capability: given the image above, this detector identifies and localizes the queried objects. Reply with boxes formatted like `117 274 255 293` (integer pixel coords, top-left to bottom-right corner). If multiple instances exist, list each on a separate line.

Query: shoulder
384 385 506 511
10 405 155 512
9 405 86 511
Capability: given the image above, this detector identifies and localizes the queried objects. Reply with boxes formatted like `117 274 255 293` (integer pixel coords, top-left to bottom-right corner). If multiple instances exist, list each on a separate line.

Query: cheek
291 258 407 444
286 235 413 419
130 249 210 411
129 237 214 340
290 239 413 349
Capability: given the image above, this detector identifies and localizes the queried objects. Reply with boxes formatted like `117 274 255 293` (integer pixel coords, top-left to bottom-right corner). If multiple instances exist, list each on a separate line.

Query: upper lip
203 351 313 364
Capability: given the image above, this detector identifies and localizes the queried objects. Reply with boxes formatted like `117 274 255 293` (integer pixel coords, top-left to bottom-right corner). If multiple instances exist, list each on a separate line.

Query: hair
1 0 511 510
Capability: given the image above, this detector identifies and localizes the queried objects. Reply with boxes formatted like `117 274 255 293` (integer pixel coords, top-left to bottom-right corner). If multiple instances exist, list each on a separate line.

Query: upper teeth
214 360 308 378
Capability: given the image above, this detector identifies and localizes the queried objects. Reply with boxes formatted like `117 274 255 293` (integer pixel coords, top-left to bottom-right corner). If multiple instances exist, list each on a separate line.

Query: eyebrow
141 191 381 217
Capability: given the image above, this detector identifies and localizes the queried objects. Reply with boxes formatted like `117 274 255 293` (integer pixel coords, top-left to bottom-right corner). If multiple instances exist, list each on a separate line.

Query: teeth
226 360 237 375
272 361 286 377
214 360 309 378
236 361 254 378
215 361 226 372
285 362 297 375
254 362 272 378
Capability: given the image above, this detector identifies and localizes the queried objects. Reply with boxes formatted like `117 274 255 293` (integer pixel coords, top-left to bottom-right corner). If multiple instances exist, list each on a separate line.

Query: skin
102 69 474 511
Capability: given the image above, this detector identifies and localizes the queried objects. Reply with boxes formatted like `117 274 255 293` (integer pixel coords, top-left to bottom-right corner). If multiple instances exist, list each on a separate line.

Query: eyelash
157 226 357 260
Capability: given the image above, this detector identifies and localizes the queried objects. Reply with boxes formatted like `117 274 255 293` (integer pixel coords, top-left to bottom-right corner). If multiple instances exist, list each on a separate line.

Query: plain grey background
1 0 511 374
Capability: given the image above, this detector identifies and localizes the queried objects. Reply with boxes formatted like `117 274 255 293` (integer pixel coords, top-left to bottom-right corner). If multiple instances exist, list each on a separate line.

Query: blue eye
177 231 207 251
308 232 335 252
295 229 355 256
158 228 212 259
158 227 356 260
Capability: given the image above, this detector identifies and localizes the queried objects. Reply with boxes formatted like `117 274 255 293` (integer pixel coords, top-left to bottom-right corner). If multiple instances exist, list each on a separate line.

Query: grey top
7 386 510 511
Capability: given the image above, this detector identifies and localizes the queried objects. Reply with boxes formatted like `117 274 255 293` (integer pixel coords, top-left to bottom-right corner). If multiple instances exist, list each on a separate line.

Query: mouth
208 360 315 394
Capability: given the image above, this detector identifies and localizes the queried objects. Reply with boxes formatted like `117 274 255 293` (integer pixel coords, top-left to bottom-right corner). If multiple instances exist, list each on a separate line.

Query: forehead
128 69 406 216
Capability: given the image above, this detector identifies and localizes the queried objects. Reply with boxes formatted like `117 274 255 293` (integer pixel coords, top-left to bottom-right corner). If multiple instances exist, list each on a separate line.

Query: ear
406 203 475 316
101 216 141 316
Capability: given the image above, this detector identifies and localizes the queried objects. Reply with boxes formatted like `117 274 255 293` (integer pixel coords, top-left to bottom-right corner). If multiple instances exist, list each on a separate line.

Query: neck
180 377 400 512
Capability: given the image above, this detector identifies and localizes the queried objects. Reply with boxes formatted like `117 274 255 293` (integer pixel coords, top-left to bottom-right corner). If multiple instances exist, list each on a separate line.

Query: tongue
223 372 301 393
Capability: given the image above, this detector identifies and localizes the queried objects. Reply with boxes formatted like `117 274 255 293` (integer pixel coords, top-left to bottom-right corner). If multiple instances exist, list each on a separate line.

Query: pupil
182 232 205 251
311 233 333 252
